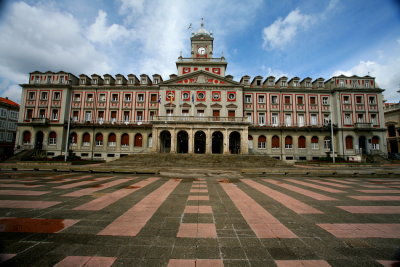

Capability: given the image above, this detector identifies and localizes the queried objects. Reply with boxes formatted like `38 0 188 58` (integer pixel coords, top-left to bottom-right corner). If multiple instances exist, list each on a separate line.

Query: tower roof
192 18 213 39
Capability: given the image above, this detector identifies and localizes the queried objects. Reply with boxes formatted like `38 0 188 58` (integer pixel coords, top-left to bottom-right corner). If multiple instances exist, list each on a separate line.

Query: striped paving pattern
0 171 399 266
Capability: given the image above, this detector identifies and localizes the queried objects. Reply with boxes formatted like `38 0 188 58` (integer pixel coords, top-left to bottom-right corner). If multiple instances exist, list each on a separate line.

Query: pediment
195 103 207 108
164 103 176 108
226 104 238 108
180 103 192 108
211 103 222 108
163 70 240 86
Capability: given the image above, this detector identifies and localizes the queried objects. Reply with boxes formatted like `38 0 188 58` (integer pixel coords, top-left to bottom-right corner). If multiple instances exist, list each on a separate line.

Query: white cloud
87 10 133 44
262 9 315 50
333 59 400 102
119 0 145 15
261 65 289 78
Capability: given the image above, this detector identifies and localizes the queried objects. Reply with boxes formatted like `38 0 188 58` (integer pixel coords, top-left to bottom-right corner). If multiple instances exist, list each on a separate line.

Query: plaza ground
0 165 400 266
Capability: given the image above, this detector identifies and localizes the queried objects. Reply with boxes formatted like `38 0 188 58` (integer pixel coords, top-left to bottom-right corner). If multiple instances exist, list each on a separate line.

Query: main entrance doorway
229 131 241 154
194 131 206 154
212 131 223 154
358 136 367 154
160 130 171 153
177 131 189 153
35 131 44 149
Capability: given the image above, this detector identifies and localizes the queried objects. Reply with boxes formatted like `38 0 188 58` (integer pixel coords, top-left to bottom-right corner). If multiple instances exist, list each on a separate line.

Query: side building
0 97 19 160
384 102 400 155
15 24 387 161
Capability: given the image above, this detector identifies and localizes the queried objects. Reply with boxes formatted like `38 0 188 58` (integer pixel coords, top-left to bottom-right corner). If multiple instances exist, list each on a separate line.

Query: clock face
197 47 206 55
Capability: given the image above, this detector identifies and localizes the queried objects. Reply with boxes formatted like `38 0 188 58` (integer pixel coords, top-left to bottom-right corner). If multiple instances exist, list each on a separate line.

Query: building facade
384 102 400 154
0 97 19 160
15 23 387 161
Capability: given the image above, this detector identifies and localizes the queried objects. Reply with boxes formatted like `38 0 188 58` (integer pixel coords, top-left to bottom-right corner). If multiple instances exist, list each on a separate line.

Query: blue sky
0 0 399 103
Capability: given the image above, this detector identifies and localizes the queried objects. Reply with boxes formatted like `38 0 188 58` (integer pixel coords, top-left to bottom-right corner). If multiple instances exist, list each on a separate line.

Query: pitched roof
0 97 19 107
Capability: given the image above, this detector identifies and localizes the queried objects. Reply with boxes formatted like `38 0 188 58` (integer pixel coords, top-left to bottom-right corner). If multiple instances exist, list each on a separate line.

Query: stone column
152 128 158 153
241 127 249 154
188 128 194 154
223 128 229 154
206 128 212 154
170 128 176 153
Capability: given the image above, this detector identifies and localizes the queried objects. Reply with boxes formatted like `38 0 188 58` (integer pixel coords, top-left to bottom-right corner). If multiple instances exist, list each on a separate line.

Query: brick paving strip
0 190 50 196
0 218 79 233
326 179 356 185
0 179 38 183
241 179 323 214
286 179 345 193
220 182 297 238
264 179 337 201
337 206 400 214
356 189 400 193
73 177 159 211
275 260 331 267
54 177 112 189
98 179 180 236
168 259 224 267
54 256 117 267
317 223 400 238
306 179 351 188
0 254 16 263
361 185 400 188
377 260 400 267
0 183 42 188
62 177 132 197
349 196 400 201
47 175 93 183
0 200 61 209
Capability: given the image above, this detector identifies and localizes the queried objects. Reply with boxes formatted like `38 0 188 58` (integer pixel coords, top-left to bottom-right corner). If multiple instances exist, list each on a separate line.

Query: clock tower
191 19 214 58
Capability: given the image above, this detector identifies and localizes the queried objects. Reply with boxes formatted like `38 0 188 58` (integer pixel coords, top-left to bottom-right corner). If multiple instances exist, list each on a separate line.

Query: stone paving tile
0 172 400 266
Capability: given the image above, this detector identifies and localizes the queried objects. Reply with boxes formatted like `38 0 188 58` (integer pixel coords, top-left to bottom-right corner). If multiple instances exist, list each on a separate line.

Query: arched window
272 135 280 148
108 133 116 147
121 133 129 146
134 133 143 147
324 136 331 150
258 135 266 149
48 131 57 145
285 136 293 149
23 131 31 144
298 136 306 149
345 136 353 150
148 134 153 148
372 136 380 150
95 133 103 146
82 133 90 146
311 136 319 149
70 132 77 145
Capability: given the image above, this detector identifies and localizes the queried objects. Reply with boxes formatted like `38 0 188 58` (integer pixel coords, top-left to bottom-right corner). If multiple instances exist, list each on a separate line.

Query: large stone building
0 97 19 160
15 23 387 161
384 102 400 154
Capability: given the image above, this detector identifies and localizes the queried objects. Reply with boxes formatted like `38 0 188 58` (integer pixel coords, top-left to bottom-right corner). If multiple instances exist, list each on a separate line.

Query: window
258 135 266 149
212 92 220 101
357 113 364 123
365 80 370 88
197 110 204 116
149 111 155 120
148 134 153 148
73 94 81 101
53 92 60 100
271 113 278 126
134 133 143 147
92 79 97 84
198 92 205 100
285 114 292 126
281 80 286 87
111 111 117 122
311 136 319 149
154 78 159 84
285 136 293 149
105 79 110 85
47 76 52 84
228 93 235 100
108 133 116 147
141 78 146 84
121 133 129 146
352 80 358 88
124 94 131 101
343 96 350 104
98 111 104 122
369 96 376 104
73 111 79 121
137 94 144 102
136 111 143 121
344 114 352 125
26 109 33 120
272 135 280 148
356 96 363 104
258 95 265 103
129 79 134 84
182 92 190 100
112 94 118 102
99 94 106 102
297 114 304 127
322 97 329 105
167 109 174 117
151 94 157 102
245 95 252 103
284 96 291 104
95 133 103 146
59 76 64 84
371 136 379 150
324 136 331 150
371 114 377 125
345 136 353 150
298 136 306 149
82 133 90 146
258 113 265 125
318 82 324 88
28 92 35 100
86 93 93 102
81 79 85 84
310 114 317 125
70 132 77 145
41 92 48 100
182 109 189 116
123 111 130 122
246 113 252 123
39 109 46 118
271 95 278 104
23 131 31 144
297 96 303 105
323 114 330 125
51 109 59 120
305 81 311 87
256 80 261 86
310 96 316 105
49 132 57 145
35 76 40 84
85 111 92 122
228 110 235 118
339 79 345 87
117 78 122 84
293 81 298 87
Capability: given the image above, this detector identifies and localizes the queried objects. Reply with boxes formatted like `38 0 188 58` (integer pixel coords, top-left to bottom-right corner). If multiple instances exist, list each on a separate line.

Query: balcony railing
177 57 226 63
153 116 250 123
251 123 333 128
30 118 49 125
71 120 152 126
355 122 372 129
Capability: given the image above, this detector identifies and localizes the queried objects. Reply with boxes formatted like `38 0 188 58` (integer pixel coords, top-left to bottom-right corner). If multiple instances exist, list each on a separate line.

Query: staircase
103 153 289 169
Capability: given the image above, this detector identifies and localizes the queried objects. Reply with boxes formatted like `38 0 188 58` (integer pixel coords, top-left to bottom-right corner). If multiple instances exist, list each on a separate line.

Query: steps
104 153 289 169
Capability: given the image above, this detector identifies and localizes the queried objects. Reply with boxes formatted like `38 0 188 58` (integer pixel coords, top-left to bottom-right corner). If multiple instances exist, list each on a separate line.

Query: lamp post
330 119 335 163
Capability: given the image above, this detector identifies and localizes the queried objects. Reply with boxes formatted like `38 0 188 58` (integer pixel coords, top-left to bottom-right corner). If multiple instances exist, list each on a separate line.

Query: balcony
177 57 226 63
71 120 152 127
30 118 49 126
251 122 334 130
355 122 372 130
153 116 250 125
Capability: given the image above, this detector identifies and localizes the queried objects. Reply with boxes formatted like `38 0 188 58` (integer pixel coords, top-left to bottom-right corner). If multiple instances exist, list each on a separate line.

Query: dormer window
293 81 298 87
339 80 345 87
141 78 147 84
35 76 40 84
93 79 97 84
305 81 311 87
281 81 286 87
318 82 324 88
154 78 159 84
269 80 274 86
47 76 52 84
59 76 64 84
81 79 85 85
256 80 261 86
105 79 110 85
352 80 358 88
117 79 122 84
129 79 134 84
365 80 370 88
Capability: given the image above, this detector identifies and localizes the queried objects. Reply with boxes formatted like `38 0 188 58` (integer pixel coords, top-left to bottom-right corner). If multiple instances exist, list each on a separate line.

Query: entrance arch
194 131 206 154
160 130 171 153
358 136 366 154
177 131 189 153
212 131 223 154
35 131 44 149
229 131 241 154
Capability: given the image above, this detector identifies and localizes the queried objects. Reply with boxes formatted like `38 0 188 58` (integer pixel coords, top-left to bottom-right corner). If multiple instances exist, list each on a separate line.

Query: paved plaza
0 170 400 266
